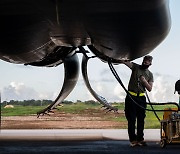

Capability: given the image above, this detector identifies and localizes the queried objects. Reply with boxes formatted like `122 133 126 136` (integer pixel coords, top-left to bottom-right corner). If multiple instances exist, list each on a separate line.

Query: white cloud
113 84 126 101
86 91 96 101
148 74 179 103
91 72 179 104
1 73 179 106
1 82 54 101
93 81 124 102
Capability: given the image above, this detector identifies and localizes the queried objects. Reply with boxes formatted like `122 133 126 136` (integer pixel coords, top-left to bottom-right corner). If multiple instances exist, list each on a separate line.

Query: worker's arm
121 60 133 69
140 76 153 92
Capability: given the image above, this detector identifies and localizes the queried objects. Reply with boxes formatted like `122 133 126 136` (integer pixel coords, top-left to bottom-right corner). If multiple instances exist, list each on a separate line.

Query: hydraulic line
145 91 160 121
108 60 180 120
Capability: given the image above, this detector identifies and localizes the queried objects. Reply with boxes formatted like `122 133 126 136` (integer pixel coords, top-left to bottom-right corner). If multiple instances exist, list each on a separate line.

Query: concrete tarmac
0 129 160 141
0 129 180 153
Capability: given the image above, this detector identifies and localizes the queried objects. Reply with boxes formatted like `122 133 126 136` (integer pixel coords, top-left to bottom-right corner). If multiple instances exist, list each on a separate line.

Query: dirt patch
1 110 127 129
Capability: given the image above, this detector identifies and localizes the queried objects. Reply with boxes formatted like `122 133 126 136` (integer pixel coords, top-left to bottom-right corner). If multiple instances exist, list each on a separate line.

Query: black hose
108 60 179 117
145 91 160 121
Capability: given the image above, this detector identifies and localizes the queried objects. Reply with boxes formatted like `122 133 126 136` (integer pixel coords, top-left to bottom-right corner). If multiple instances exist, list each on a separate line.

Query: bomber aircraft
0 0 171 116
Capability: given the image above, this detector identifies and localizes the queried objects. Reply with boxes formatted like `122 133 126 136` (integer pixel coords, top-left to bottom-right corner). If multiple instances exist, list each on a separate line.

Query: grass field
1 102 179 129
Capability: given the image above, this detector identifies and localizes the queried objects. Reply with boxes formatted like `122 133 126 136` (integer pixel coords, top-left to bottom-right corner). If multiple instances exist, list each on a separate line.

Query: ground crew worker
122 55 154 147
175 80 180 106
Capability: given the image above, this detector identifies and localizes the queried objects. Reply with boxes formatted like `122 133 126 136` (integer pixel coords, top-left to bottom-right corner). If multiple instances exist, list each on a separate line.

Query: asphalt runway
0 129 180 153
0 140 180 154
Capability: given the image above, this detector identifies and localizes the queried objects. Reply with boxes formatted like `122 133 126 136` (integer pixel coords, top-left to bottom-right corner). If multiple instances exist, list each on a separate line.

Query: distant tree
1 99 53 106
84 100 98 105
76 100 82 103
62 100 73 104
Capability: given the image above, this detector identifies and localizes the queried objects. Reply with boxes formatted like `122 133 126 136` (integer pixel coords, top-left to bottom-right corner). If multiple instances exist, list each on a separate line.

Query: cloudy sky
0 0 180 104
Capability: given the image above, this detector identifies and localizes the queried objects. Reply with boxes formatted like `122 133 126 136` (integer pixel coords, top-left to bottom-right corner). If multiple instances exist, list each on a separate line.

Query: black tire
160 139 166 148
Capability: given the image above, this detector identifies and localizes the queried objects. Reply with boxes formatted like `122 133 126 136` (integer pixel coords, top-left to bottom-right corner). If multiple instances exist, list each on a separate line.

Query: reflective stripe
128 91 145 96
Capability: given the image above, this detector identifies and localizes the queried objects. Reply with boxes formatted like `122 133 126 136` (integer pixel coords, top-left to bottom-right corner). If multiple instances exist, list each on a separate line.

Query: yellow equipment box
160 108 180 148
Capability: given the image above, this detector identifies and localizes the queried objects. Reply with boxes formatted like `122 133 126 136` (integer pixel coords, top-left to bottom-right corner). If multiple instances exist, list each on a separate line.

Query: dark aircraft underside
0 0 171 115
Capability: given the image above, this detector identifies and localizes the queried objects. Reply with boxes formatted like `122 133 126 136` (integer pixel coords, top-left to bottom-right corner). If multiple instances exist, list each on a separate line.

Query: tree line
1 99 100 106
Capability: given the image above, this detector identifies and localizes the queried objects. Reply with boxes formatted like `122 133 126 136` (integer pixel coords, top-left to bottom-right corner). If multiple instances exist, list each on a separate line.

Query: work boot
137 140 147 146
130 141 138 147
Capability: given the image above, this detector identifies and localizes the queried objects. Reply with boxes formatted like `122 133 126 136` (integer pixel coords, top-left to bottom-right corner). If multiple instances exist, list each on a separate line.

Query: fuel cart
160 108 180 148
